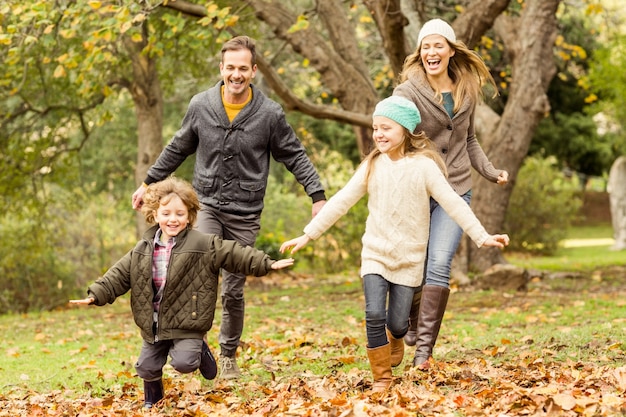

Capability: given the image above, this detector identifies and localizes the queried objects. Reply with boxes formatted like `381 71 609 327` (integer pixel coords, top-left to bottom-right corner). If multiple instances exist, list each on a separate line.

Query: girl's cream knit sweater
303 153 490 287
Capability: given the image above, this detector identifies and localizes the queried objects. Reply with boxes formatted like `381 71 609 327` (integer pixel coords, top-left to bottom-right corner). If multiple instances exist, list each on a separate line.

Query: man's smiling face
220 48 257 104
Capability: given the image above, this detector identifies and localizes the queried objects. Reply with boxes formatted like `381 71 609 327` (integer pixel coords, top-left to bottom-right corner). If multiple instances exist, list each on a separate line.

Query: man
131 36 326 380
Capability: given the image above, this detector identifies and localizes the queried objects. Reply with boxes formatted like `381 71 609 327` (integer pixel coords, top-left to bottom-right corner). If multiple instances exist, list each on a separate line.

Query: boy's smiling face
153 195 189 242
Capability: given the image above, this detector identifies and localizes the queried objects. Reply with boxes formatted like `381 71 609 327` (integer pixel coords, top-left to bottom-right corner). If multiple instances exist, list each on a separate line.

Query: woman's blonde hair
364 128 447 183
141 177 200 227
398 38 497 112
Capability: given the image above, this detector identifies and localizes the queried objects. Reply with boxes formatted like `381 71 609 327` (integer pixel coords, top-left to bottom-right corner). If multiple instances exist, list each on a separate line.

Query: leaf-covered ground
2 269 626 416
2 359 626 416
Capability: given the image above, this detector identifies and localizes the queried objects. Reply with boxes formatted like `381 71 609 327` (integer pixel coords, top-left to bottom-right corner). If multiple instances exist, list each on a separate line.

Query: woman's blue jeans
424 190 472 288
362 274 415 348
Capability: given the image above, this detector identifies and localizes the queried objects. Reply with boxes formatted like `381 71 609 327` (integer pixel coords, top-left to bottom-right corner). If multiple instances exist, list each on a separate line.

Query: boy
71 177 294 408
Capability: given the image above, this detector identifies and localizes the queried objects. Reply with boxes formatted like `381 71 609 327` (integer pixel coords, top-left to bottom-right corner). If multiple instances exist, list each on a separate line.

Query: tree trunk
123 32 164 236
363 0 409 75
467 0 561 271
453 0 512 48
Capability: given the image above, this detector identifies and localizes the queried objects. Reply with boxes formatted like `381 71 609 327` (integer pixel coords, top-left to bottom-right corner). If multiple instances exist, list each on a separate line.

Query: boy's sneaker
219 356 241 380
199 340 217 380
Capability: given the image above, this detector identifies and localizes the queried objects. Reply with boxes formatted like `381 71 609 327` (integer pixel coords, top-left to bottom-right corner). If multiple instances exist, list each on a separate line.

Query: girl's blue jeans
362 274 414 348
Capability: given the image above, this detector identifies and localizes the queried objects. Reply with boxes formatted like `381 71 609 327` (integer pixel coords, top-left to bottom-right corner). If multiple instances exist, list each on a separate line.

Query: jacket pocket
238 180 265 203
194 177 215 195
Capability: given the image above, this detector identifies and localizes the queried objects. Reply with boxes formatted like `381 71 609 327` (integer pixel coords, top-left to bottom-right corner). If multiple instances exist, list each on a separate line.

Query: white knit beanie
417 18 456 46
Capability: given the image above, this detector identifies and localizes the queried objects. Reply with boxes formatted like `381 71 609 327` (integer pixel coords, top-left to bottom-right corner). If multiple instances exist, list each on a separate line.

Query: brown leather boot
412 285 450 370
403 288 422 346
386 329 404 367
366 343 392 394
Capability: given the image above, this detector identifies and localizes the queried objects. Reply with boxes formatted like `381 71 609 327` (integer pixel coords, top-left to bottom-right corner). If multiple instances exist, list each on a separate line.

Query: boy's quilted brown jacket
87 225 274 343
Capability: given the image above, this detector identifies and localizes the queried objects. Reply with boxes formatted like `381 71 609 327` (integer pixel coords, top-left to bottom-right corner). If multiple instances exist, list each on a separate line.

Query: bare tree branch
317 0 371 82
255 54 372 127
162 0 206 17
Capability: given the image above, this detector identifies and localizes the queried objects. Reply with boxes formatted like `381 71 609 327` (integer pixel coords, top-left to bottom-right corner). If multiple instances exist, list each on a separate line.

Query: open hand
271 258 295 270
312 200 326 218
131 185 146 210
69 297 95 305
280 235 311 255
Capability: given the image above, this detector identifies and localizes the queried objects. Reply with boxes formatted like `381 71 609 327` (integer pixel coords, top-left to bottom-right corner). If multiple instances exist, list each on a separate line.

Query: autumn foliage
1 358 625 415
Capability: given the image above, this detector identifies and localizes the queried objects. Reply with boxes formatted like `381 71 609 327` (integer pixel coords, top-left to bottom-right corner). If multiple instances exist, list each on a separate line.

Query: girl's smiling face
372 115 405 160
153 195 189 242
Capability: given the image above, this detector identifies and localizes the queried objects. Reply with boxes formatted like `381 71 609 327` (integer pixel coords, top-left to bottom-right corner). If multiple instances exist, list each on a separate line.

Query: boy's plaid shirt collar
152 229 176 312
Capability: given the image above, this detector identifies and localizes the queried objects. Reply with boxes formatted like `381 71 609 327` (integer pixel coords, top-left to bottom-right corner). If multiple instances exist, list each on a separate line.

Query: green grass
1 224 625 401
443 282 626 364
567 224 613 239
507 222 624 271
1 298 139 396
507 245 624 270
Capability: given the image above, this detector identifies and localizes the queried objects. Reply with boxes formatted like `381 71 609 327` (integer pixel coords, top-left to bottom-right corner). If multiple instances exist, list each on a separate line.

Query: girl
280 96 509 394
71 177 293 408
394 18 509 370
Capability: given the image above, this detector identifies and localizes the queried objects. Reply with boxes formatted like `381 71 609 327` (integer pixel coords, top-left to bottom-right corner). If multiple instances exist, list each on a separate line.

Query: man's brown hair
221 35 257 66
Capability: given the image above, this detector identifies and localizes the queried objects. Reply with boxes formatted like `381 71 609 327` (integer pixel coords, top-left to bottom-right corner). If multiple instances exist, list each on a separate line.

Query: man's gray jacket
145 81 325 215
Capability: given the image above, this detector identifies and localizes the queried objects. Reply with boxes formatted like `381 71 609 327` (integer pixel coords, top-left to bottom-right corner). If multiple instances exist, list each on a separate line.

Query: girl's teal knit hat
372 96 421 132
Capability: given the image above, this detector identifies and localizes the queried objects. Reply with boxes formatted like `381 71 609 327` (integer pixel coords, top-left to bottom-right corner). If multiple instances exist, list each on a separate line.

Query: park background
1 0 626 415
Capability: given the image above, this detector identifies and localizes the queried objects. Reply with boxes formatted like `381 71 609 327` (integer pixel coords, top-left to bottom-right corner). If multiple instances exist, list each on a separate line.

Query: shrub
0 186 135 314
260 132 365 273
504 156 582 255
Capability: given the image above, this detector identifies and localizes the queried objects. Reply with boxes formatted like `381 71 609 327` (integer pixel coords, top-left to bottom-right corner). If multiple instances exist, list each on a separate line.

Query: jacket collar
408 76 473 117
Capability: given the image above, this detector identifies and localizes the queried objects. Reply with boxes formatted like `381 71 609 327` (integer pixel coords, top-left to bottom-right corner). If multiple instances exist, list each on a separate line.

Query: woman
393 18 509 370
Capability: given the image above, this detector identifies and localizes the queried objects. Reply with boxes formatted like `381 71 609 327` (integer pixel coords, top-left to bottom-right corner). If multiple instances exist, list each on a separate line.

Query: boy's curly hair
141 177 200 227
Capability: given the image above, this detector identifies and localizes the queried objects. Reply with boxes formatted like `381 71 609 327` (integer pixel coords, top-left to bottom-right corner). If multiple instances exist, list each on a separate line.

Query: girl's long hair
364 129 447 183
398 38 497 112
